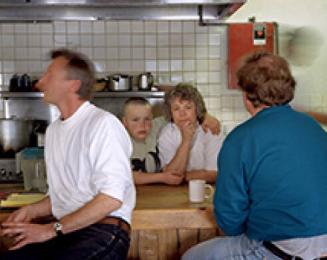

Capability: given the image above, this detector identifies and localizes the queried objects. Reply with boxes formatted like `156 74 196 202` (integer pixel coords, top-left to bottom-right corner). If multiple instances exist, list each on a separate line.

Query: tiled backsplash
0 21 325 133
0 21 227 87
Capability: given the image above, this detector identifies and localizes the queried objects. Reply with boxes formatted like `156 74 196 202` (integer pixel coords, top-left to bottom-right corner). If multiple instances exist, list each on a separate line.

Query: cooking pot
0 118 34 158
108 74 132 91
138 72 154 91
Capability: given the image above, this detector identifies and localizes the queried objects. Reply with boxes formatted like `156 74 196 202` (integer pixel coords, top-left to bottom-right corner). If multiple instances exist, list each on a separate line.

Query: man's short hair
237 51 296 107
50 48 95 100
164 82 207 124
122 97 151 117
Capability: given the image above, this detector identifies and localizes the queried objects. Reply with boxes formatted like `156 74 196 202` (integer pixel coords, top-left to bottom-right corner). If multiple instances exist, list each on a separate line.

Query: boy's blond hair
122 97 151 118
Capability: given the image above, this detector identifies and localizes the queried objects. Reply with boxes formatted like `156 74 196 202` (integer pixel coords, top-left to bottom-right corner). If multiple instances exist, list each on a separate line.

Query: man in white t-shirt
1 49 135 260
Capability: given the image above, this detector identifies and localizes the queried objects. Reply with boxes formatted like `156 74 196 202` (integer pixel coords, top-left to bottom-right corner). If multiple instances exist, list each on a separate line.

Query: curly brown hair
164 83 207 124
237 51 296 107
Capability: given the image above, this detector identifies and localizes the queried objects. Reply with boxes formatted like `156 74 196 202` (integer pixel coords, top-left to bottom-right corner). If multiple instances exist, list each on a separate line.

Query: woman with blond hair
158 83 224 183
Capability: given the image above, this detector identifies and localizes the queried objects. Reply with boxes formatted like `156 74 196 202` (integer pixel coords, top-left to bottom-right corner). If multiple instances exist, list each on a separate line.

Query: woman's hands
161 170 184 185
180 121 196 144
133 170 183 185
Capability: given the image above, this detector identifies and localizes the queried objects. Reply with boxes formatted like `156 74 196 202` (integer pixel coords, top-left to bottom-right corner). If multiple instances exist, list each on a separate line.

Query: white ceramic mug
188 179 214 203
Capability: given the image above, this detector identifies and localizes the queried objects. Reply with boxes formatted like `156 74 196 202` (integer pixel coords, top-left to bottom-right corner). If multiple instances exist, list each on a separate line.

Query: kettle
138 72 154 91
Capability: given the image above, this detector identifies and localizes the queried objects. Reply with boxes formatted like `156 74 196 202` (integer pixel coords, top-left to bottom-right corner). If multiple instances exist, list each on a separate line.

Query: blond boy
122 97 183 185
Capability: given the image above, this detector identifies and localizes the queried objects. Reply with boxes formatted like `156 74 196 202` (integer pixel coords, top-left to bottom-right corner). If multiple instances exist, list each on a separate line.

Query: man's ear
70 79 82 94
122 117 127 127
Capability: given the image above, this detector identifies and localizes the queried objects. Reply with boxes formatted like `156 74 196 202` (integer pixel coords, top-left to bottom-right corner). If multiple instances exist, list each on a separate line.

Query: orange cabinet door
228 22 278 89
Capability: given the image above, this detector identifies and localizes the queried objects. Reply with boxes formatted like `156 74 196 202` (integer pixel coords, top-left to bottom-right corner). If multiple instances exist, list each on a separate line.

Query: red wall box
228 22 278 89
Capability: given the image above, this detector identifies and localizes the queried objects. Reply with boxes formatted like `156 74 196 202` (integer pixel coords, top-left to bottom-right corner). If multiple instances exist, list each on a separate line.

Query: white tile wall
0 21 324 131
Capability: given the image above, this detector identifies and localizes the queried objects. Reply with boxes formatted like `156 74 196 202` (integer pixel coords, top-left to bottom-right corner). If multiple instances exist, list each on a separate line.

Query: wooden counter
133 184 217 230
130 185 220 259
0 184 221 259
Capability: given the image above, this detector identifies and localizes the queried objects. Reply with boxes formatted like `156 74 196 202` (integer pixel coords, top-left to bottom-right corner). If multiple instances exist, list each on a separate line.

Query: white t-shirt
45 101 135 224
158 123 224 171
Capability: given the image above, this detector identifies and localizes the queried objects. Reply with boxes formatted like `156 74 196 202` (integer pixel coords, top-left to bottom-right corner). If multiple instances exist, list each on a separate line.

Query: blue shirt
215 105 327 241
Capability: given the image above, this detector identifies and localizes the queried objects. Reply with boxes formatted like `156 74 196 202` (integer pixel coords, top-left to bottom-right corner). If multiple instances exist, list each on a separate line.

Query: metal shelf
92 91 165 98
0 92 43 99
0 91 165 99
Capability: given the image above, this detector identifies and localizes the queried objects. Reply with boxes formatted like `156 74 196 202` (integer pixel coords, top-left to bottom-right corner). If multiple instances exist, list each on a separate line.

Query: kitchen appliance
9 74 32 92
0 158 22 183
0 118 34 158
138 72 154 91
17 148 47 192
108 74 132 91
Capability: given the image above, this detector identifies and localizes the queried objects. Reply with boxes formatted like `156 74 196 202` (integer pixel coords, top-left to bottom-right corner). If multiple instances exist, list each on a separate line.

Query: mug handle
204 184 214 200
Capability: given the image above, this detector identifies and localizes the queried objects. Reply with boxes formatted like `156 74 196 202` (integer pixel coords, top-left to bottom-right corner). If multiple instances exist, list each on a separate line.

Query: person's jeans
1 223 130 260
182 234 283 260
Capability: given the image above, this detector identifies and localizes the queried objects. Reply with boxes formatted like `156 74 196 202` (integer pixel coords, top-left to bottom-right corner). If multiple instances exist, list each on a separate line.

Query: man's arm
57 193 121 234
214 137 249 236
1 193 121 250
4 196 52 223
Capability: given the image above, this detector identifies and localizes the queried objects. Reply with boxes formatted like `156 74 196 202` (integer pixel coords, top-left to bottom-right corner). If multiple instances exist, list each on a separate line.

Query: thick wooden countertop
133 184 216 230
0 184 217 230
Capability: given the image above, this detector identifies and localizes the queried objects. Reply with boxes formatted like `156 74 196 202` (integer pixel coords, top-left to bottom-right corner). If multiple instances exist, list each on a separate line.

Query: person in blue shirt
182 52 327 260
